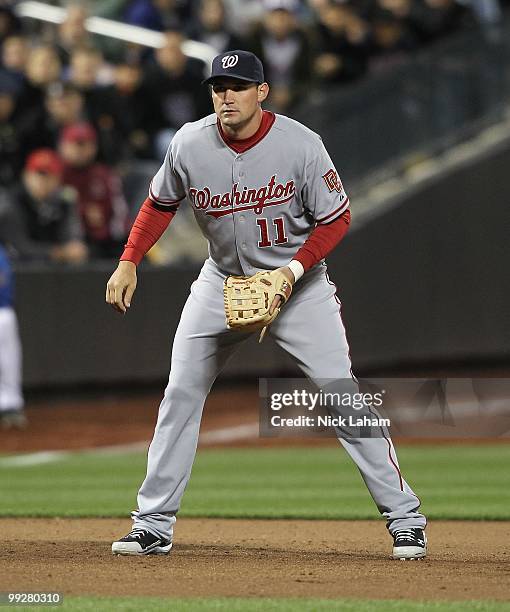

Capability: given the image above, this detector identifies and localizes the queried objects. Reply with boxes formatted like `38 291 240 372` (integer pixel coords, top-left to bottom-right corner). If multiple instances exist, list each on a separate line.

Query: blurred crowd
0 0 501 263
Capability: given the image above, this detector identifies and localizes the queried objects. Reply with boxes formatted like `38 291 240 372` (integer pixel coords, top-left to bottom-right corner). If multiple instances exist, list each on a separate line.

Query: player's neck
221 108 263 141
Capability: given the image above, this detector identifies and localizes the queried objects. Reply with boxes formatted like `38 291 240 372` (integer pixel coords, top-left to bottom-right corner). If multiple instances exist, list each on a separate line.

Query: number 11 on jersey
256 217 288 248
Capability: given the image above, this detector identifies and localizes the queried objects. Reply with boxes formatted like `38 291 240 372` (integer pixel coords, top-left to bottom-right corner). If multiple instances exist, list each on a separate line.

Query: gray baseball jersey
149 113 350 275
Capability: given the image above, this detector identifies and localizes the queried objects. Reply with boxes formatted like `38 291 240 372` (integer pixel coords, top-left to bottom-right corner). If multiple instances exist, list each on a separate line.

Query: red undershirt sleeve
120 198 176 265
293 209 351 272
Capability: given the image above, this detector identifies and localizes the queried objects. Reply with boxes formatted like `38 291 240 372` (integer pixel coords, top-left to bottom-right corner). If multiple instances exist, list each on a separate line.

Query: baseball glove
224 269 293 342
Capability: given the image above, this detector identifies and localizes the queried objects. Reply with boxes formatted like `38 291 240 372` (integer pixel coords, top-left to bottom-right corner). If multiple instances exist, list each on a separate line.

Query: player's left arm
292 209 351 274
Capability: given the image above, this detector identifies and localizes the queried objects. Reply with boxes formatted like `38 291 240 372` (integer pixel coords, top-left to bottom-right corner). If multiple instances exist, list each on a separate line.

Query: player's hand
106 260 137 314
269 266 295 315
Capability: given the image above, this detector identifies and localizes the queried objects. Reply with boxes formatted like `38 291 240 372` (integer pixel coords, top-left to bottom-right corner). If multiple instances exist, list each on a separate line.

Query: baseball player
0 245 25 429
106 50 427 560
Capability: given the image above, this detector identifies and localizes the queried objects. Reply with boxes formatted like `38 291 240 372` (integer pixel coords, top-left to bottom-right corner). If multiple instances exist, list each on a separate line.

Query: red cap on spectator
61 122 97 144
25 149 63 177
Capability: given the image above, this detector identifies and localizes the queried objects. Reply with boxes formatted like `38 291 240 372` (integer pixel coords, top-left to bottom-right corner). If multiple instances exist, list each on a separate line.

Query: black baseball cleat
111 528 172 556
392 528 427 560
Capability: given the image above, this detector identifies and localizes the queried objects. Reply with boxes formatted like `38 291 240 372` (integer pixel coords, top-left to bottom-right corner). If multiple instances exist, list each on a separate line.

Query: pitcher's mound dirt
2 518 509 601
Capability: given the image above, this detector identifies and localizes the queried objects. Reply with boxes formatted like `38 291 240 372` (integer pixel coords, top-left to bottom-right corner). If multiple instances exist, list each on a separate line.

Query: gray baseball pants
131 259 426 540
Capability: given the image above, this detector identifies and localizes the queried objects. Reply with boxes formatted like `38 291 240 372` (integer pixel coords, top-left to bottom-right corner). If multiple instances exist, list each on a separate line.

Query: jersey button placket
232 156 248 273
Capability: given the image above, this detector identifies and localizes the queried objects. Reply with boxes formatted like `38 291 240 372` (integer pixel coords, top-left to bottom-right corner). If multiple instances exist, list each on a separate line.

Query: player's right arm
105 133 185 314
105 196 180 314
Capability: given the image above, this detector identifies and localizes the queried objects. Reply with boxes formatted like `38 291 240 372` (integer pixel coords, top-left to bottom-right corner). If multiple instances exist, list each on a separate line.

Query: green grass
10 597 510 612
1 445 509 519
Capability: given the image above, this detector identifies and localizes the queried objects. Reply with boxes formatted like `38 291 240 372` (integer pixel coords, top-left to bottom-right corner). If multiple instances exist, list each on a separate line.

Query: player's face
211 78 269 135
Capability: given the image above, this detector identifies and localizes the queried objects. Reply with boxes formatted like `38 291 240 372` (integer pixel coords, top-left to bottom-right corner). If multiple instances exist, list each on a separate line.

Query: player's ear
258 83 269 103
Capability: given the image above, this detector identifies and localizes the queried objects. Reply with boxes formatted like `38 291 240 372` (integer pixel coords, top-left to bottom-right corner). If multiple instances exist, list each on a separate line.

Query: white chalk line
0 422 260 468
0 451 66 467
200 423 259 444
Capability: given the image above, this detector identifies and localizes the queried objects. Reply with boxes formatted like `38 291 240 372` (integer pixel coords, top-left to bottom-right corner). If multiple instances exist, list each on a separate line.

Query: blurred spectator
68 46 120 163
312 2 371 85
0 70 35 187
24 44 62 87
26 82 87 152
59 123 130 259
56 4 93 68
222 0 266 35
375 0 417 21
124 0 164 31
98 59 160 160
308 0 330 14
123 0 183 30
369 8 418 73
17 45 62 126
0 149 87 263
1 34 30 78
146 30 211 157
0 244 25 430
249 0 311 112
56 2 128 63
68 45 113 89
468 0 502 26
45 81 86 131
188 0 245 52
413 0 476 44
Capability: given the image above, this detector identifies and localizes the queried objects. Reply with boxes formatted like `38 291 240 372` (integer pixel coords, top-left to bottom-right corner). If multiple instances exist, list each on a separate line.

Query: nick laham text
270 415 390 428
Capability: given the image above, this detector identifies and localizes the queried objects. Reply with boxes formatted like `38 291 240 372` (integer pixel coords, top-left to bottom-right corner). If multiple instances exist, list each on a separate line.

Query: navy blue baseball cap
202 50 265 85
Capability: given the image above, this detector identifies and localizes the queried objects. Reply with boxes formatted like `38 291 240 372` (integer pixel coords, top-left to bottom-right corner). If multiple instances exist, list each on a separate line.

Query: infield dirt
1 518 509 601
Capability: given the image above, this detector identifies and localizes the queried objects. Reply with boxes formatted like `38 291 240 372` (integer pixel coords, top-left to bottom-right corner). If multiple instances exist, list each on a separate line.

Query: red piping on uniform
324 270 406 493
384 438 404 491
316 199 350 224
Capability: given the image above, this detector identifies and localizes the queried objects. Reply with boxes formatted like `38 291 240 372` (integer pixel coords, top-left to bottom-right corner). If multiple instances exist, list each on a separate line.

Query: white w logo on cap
221 55 239 69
